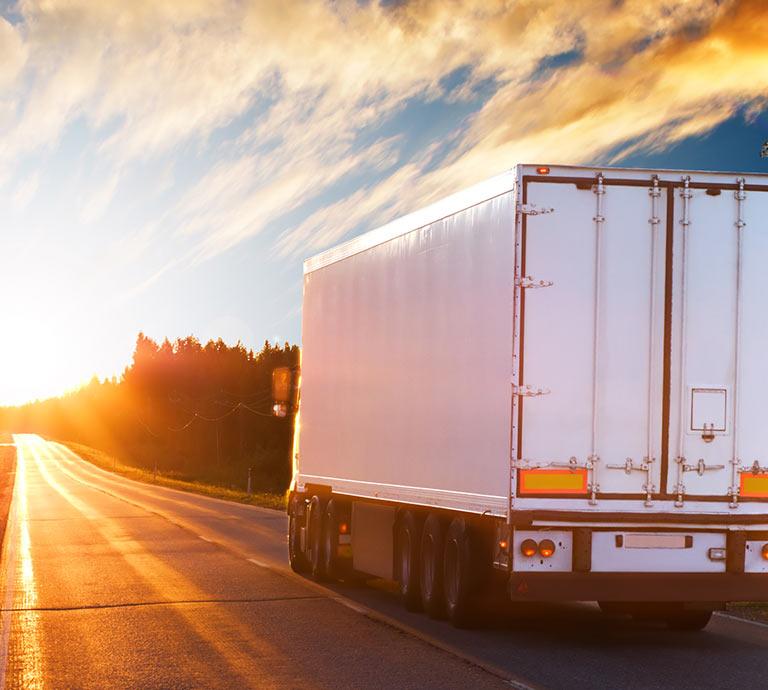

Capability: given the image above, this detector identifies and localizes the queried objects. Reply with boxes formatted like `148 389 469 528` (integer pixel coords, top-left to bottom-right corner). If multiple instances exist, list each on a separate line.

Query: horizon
1 0 767 405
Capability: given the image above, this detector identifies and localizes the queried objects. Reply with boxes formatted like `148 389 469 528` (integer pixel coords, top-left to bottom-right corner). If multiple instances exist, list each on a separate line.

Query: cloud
0 16 26 86
1 0 766 275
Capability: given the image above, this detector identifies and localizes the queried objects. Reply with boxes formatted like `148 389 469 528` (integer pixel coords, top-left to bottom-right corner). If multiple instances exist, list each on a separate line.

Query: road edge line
714 611 768 630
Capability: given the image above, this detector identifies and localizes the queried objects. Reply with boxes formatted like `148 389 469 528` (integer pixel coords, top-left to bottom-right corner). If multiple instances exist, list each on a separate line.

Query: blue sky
0 0 766 404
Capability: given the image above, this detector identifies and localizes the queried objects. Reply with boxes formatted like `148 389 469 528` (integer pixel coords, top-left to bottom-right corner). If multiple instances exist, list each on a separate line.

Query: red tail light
520 539 538 557
539 539 556 558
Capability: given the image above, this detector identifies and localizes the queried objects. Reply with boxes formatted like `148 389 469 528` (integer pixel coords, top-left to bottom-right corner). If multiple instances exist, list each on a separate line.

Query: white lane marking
715 611 768 630
247 558 268 568
198 536 213 542
0 437 22 688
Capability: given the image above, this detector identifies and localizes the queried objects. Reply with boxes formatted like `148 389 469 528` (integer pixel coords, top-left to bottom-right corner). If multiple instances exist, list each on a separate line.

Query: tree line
0 334 300 493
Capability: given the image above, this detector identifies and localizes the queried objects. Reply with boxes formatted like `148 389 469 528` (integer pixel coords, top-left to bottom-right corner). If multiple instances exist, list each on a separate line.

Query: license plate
622 534 690 549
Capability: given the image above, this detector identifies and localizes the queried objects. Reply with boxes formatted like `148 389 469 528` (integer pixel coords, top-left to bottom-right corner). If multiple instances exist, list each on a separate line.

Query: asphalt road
3 435 768 689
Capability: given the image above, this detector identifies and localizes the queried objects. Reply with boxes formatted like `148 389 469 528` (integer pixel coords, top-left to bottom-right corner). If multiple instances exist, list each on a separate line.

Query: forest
0 334 300 495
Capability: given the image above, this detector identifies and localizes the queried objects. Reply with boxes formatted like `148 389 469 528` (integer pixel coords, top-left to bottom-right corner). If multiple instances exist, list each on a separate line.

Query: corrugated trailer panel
298 190 516 514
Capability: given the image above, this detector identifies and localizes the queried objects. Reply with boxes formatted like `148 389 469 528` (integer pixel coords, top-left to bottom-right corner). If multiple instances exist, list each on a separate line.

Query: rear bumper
508 572 768 603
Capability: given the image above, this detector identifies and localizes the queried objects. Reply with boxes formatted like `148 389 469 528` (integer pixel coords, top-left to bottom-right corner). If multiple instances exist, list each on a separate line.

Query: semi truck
274 163 768 630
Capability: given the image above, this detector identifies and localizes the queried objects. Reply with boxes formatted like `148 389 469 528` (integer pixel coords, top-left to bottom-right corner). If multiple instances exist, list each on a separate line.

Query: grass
725 602 768 624
62 441 287 511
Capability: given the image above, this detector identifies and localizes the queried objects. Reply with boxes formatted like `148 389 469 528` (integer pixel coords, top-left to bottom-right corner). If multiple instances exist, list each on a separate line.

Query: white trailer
279 164 768 629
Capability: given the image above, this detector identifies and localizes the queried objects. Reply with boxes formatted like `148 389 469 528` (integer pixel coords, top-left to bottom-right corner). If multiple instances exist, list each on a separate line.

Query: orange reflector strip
740 474 768 497
519 469 588 495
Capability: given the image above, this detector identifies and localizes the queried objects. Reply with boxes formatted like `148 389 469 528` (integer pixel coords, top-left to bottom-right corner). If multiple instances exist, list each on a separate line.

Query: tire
322 499 348 581
396 511 424 612
419 513 446 618
307 495 327 581
443 517 477 628
288 495 309 573
665 608 713 631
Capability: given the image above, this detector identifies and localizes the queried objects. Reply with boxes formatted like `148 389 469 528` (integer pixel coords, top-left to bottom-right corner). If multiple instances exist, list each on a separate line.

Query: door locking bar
729 178 747 509
607 456 651 475
674 456 726 507
606 457 656 507
739 461 768 475
516 456 591 472
680 458 726 476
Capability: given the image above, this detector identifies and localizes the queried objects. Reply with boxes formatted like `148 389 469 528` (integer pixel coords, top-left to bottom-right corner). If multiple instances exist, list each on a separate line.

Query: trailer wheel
443 517 477 628
307 495 327 581
664 608 713 631
396 511 423 612
288 495 309 573
322 499 348 581
419 513 446 618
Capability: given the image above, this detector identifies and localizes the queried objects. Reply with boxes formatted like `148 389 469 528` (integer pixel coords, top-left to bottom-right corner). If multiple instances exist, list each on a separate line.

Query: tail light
761 543 768 561
520 539 538 558
539 539 556 558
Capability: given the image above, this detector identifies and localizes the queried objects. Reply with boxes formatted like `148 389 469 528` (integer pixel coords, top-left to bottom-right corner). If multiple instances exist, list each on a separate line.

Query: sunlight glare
0 283 97 405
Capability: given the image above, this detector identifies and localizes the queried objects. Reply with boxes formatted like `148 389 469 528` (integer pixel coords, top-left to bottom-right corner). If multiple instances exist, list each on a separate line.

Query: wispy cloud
1 0 766 275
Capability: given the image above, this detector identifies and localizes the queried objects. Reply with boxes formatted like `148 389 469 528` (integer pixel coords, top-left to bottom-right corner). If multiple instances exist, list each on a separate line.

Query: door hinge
519 203 554 216
516 276 554 289
513 384 550 397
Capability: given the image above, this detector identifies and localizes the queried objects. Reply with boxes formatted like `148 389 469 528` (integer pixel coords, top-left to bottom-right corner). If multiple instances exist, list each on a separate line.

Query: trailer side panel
298 192 516 514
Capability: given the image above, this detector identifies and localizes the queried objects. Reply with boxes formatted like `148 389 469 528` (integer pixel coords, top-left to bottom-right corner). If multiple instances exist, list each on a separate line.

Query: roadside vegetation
0 335 299 505
64 441 286 510
725 603 768 624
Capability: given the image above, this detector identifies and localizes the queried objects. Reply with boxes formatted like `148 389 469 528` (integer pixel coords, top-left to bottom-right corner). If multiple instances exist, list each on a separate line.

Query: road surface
3 435 768 689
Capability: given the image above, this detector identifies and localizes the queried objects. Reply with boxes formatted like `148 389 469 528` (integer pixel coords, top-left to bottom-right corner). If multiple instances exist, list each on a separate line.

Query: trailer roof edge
303 163 768 274
303 169 518 274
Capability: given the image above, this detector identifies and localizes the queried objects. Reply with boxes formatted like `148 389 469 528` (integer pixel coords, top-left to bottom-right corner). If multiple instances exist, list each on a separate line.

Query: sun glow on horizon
0 306 99 406
0 260 127 406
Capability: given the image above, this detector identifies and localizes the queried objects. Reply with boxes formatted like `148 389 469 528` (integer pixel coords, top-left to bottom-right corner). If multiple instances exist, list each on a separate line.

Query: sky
0 0 766 405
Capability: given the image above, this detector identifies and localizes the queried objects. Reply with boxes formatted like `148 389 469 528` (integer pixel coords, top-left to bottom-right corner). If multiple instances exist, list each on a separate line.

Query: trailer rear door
667 179 768 504
517 175 667 502
518 173 768 506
